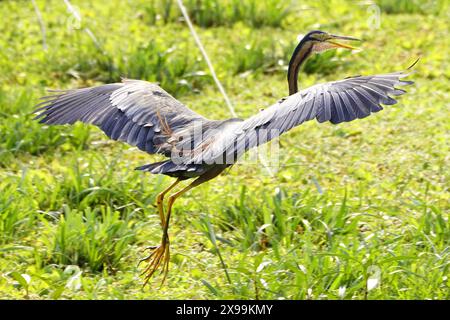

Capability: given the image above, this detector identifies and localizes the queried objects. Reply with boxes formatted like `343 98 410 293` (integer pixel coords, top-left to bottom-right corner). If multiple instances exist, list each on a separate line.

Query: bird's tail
135 160 173 173
135 160 205 179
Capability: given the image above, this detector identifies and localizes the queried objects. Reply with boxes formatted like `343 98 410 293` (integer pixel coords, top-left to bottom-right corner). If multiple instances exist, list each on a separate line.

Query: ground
0 0 448 299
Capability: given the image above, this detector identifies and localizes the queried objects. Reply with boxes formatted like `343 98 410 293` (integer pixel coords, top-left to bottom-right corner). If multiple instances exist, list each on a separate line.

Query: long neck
287 41 313 95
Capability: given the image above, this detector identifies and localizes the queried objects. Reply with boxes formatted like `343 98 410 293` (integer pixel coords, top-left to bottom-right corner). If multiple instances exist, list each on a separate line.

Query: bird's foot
139 238 170 287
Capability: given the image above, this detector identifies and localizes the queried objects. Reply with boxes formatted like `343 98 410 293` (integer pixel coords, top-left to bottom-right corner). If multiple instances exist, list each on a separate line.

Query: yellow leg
159 179 205 284
141 169 224 287
139 179 180 284
156 179 180 228
140 179 180 253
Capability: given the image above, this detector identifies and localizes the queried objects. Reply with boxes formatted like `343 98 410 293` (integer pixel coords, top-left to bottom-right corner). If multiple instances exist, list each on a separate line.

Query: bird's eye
310 33 326 41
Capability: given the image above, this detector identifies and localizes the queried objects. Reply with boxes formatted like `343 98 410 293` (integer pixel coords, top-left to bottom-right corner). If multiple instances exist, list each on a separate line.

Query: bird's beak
326 34 361 50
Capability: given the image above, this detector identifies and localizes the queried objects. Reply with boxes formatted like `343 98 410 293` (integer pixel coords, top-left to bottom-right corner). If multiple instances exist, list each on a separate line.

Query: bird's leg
156 179 180 229
159 180 202 283
141 179 180 253
139 179 180 272
140 176 211 287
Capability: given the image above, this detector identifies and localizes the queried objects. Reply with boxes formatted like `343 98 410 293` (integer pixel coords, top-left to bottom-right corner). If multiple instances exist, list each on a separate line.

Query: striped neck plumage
287 40 314 96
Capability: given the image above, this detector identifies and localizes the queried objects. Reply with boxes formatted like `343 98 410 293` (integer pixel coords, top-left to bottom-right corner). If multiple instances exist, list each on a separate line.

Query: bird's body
34 30 413 285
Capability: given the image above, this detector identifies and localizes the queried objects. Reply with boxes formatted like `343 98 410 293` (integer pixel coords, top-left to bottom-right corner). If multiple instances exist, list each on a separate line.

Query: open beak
326 34 361 50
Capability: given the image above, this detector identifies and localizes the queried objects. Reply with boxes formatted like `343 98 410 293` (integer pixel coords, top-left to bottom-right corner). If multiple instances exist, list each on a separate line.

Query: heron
34 30 413 285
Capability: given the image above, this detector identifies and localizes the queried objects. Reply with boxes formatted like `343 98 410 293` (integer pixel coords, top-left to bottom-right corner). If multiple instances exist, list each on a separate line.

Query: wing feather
36 71 413 167
194 71 413 165
34 79 211 156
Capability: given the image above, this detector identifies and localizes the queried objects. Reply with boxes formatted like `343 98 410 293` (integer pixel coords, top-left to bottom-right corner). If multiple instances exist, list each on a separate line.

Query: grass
44 205 138 272
145 0 293 28
376 0 449 15
0 0 449 299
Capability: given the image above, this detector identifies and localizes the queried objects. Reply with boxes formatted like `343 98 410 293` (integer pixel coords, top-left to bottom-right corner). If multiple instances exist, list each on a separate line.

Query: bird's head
301 30 361 53
287 30 361 95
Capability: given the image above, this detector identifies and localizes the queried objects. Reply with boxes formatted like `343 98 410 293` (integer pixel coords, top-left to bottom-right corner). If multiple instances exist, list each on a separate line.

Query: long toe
140 241 170 287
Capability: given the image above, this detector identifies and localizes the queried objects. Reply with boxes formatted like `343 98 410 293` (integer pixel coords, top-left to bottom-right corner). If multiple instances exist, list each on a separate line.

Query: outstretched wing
192 71 413 164
34 79 210 156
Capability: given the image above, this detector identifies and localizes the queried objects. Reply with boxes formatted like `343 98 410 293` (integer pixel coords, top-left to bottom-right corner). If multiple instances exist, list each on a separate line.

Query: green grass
0 0 449 299
376 0 449 15
145 0 293 28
